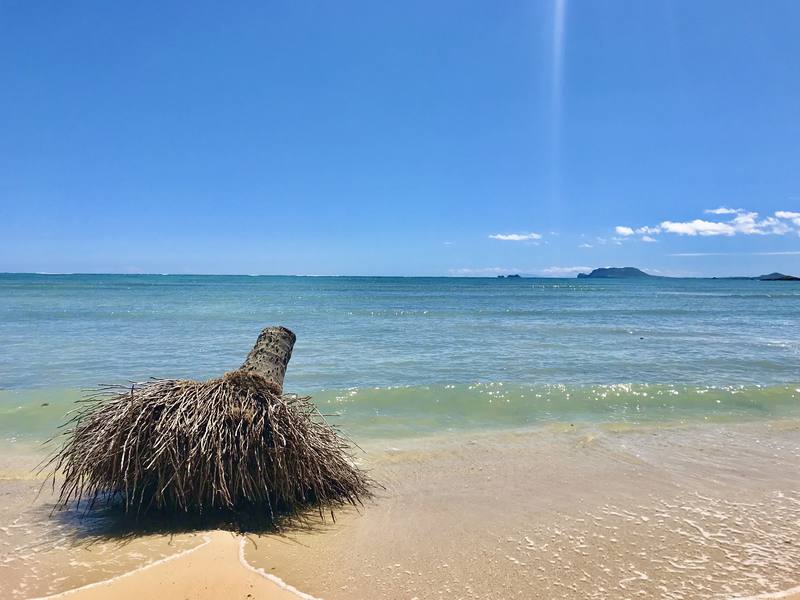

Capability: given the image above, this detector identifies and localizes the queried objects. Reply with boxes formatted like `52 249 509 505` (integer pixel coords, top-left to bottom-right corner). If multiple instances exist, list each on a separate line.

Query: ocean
3 273 800 599
1 273 799 442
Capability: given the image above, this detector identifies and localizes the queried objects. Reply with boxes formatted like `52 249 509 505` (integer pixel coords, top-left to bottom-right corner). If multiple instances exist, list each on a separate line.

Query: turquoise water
2 273 799 439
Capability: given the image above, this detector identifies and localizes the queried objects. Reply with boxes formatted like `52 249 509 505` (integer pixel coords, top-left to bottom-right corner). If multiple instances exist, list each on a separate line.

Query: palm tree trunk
239 326 296 394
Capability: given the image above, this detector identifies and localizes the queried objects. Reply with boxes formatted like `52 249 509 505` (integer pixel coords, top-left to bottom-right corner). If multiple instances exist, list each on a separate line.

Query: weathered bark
239 326 296 394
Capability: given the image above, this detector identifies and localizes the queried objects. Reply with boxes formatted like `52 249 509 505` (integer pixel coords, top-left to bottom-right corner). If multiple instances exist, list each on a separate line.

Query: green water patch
3 383 800 445
311 382 800 439
0 388 83 444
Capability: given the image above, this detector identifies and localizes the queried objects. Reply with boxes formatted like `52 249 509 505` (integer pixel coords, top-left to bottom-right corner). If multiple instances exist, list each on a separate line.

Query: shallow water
3 383 800 447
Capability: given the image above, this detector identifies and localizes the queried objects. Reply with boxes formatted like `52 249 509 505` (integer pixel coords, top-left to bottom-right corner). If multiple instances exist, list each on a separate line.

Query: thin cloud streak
705 207 741 215
488 232 542 241
671 251 800 257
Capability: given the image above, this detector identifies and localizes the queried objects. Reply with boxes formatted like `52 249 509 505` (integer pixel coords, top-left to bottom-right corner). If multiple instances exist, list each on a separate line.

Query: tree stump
239 326 297 394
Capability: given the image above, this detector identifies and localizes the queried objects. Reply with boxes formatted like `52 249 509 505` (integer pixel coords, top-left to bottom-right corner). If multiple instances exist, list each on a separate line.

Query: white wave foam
238 537 323 600
29 535 212 599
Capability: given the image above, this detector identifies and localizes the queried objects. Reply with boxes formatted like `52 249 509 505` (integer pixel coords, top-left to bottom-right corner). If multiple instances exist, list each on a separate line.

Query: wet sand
34 531 307 600
244 422 800 600
3 421 800 599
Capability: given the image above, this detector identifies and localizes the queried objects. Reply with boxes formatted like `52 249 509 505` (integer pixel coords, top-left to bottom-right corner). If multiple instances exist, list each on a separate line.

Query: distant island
576 267 799 281
577 267 654 279
496 274 521 278
757 272 800 281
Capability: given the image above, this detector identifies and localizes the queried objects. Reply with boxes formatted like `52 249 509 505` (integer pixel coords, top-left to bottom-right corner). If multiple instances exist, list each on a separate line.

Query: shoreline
31 531 316 600
28 529 800 600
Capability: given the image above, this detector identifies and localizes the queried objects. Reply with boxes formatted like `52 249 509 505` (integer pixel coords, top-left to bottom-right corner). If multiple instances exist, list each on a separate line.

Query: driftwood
46 326 370 521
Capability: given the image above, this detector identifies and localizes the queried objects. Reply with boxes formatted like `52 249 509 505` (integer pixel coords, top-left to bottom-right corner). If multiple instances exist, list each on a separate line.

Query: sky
1 0 799 277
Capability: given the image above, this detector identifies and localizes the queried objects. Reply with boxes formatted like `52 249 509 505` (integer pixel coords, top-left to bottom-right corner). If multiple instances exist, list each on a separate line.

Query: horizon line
0 270 796 280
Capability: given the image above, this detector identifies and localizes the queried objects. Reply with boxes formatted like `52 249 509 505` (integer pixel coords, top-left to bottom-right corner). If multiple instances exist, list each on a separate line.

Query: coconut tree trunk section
239 326 296 394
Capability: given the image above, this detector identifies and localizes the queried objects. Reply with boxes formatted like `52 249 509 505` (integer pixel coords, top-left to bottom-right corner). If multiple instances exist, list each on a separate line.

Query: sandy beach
21 532 800 600
20 531 800 600
4 420 800 600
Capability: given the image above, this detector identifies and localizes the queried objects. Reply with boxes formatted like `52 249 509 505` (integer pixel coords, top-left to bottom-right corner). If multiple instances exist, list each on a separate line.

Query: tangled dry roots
47 370 370 520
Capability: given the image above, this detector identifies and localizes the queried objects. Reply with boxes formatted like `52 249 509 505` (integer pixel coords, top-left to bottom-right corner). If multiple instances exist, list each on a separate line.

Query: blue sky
1 0 799 276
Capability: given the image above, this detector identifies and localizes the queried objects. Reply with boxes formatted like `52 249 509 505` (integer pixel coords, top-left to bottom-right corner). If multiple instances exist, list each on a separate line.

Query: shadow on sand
31 495 349 551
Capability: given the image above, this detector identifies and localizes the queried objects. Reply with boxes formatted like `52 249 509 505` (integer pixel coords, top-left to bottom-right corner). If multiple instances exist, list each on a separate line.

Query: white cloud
705 207 742 215
578 243 593 248
776 211 800 226
729 211 791 235
540 266 593 276
660 219 737 236
614 226 661 240
617 207 800 240
488 232 542 242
